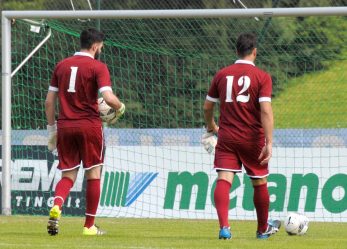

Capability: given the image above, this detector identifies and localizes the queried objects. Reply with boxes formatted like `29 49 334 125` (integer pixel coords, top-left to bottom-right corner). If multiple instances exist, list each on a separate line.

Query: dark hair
80 28 105 49
236 33 257 58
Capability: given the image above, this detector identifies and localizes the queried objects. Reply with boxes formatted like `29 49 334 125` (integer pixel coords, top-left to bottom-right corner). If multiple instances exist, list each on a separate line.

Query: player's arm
258 101 273 165
101 90 125 124
203 100 219 133
97 63 125 123
45 91 57 125
45 90 58 151
201 99 219 154
201 74 219 154
101 90 123 110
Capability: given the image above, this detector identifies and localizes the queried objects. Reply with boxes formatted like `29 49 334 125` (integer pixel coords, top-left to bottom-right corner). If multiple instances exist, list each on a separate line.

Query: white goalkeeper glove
107 103 125 125
47 122 57 152
201 131 217 154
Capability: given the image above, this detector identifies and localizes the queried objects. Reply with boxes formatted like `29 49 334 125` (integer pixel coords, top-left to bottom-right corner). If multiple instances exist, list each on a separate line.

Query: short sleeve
206 73 220 102
96 63 112 93
259 72 272 102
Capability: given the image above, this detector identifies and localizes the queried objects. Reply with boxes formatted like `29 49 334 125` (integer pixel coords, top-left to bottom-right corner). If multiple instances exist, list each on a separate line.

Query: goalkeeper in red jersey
202 33 281 239
45 28 125 236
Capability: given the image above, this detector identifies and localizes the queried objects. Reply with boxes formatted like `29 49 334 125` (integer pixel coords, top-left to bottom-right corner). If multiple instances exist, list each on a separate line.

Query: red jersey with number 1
49 52 112 128
207 60 272 143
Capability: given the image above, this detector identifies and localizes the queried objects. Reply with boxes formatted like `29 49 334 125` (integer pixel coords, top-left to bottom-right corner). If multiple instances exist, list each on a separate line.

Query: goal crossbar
2 7 347 215
3 7 347 19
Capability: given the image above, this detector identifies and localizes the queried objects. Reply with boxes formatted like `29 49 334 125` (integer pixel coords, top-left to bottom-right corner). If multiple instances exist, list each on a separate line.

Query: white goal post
2 7 347 215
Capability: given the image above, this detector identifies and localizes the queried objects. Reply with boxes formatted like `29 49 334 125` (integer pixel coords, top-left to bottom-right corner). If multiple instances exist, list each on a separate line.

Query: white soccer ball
284 213 309 235
98 97 115 122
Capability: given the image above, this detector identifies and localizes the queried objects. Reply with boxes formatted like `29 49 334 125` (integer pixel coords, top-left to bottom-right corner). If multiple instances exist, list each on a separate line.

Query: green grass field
273 59 347 128
0 216 346 249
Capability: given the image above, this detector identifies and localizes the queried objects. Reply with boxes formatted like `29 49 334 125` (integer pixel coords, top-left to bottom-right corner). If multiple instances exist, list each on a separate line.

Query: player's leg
251 177 270 234
80 126 105 235
48 127 81 236
239 141 280 239
252 177 281 239
215 170 234 239
52 169 78 209
48 169 78 235
214 140 242 239
83 166 104 235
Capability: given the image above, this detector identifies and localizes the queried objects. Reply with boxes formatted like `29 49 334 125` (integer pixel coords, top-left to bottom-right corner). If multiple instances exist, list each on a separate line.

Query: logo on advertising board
100 171 158 207
163 171 347 214
0 145 159 215
1 144 346 221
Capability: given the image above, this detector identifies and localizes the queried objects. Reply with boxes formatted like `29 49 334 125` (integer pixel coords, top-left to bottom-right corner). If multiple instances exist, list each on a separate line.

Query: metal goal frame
2 7 347 215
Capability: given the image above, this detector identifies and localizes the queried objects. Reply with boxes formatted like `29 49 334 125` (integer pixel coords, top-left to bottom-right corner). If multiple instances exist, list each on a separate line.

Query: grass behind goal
273 56 347 128
0 216 346 249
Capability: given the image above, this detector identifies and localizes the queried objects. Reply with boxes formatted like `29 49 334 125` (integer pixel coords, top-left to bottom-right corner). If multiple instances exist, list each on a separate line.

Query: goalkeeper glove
47 122 57 152
201 131 217 154
107 103 125 125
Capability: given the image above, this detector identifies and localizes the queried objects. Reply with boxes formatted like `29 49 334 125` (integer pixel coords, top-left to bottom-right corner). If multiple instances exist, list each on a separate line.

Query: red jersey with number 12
49 52 112 128
207 60 272 143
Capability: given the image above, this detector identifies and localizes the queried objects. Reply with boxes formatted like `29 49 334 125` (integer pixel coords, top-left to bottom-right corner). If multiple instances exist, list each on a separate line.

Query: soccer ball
98 97 115 122
284 213 309 235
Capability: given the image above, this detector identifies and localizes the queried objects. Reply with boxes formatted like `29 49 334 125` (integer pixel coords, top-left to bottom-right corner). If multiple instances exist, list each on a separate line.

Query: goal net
2 10 347 221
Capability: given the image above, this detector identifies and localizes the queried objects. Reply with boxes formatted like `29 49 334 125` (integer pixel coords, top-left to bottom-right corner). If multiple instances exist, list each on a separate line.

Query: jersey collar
235 59 255 66
74 52 94 59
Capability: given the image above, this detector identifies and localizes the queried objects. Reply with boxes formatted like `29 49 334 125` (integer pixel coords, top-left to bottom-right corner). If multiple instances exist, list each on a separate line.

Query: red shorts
214 138 268 178
57 126 104 171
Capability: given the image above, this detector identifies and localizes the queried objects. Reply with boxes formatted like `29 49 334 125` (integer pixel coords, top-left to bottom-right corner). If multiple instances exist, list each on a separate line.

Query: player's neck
239 55 255 63
79 49 95 58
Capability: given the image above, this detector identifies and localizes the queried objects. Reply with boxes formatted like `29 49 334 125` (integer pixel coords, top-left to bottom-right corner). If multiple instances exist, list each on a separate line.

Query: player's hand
201 131 217 154
258 142 272 165
207 123 219 134
47 122 57 152
107 103 125 125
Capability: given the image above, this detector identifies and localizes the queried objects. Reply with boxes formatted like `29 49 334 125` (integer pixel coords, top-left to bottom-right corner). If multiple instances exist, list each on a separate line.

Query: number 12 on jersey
225 75 251 103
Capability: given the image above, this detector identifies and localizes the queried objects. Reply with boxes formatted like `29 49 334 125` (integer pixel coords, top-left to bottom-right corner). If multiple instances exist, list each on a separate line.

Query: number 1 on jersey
225 76 234 102
67 66 78 93
225 75 251 103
